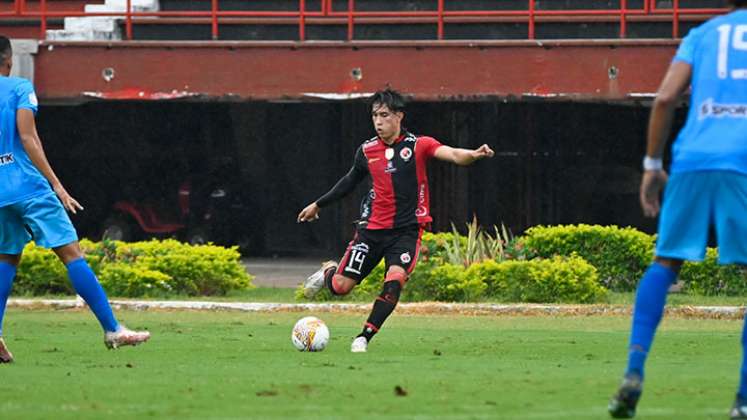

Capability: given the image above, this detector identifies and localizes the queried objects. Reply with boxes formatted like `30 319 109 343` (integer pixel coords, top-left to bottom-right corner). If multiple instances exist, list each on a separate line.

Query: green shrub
297 253 605 304
522 224 654 291
13 239 253 297
681 248 747 296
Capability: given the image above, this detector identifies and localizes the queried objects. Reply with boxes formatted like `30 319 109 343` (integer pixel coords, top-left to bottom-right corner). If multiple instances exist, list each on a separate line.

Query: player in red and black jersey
297 88 494 353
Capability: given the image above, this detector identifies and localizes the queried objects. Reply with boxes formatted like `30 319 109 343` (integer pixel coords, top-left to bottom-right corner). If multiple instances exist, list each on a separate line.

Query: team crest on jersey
385 148 395 160
400 252 411 264
0 153 14 166
399 148 412 161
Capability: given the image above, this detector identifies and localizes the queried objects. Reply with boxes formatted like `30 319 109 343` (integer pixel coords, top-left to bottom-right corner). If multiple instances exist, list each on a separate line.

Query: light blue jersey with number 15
671 10 747 175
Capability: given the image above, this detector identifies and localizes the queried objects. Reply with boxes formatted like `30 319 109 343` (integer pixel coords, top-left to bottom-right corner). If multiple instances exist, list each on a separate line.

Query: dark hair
730 0 747 8
0 36 11 64
369 88 406 113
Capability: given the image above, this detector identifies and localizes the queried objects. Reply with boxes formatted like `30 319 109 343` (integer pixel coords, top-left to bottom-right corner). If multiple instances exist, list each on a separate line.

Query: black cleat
731 395 747 419
608 373 642 418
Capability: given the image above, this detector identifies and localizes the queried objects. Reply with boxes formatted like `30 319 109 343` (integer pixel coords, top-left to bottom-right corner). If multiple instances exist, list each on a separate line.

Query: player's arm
297 147 367 223
17 109 83 214
433 144 495 166
640 61 692 217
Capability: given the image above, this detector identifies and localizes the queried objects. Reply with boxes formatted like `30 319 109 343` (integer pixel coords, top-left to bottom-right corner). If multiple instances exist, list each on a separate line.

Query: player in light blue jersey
0 36 150 363
608 1 747 418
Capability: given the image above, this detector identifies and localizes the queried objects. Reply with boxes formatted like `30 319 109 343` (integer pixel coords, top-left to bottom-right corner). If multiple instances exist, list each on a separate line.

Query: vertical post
528 0 535 40
211 0 218 40
126 0 133 40
437 0 444 40
40 0 47 39
620 0 627 38
347 0 354 41
644 0 651 14
15 0 22 15
672 0 679 38
299 0 306 41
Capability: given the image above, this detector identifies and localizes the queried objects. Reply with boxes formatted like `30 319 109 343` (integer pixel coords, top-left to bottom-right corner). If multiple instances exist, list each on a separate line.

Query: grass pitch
0 309 741 419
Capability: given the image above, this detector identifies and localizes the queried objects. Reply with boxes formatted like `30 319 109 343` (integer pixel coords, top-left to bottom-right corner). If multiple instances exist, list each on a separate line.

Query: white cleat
104 325 151 349
303 261 337 298
351 336 368 353
0 337 13 363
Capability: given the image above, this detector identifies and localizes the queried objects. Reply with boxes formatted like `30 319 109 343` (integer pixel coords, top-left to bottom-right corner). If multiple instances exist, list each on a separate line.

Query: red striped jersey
356 133 443 229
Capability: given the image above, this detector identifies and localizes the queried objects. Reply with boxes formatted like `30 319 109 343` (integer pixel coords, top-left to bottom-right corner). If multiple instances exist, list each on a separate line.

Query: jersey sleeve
673 26 704 65
418 136 443 159
15 80 39 114
316 145 368 207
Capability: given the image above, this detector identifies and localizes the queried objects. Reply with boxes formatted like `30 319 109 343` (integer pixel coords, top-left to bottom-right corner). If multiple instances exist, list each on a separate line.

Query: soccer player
297 88 494 353
0 36 150 363
607 2 747 418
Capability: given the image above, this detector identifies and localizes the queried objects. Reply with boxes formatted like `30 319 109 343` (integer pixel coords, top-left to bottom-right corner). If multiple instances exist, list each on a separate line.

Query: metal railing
0 0 728 41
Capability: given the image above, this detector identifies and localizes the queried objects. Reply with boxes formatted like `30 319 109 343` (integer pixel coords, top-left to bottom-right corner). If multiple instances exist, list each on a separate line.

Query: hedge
15 239 254 297
521 224 654 291
296 231 607 303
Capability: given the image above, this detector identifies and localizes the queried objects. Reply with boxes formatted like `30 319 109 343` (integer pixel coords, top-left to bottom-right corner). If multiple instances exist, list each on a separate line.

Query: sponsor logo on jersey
699 98 747 120
29 93 38 107
400 147 412 161
352 243 370 253
385 160 397 173
415 206 428 217
400 252 411 264
0 153 14 166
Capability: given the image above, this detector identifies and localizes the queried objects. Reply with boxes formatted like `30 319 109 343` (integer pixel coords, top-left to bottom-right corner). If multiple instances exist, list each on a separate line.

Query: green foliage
681 248 747 296
442 219 514 266
13 239 254 297
521 224 654 291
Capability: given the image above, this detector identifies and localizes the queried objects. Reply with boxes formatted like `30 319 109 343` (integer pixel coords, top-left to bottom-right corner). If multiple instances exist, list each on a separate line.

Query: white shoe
104 325 151 349
351 336 368 353
0 337 13 363
303 261 337 298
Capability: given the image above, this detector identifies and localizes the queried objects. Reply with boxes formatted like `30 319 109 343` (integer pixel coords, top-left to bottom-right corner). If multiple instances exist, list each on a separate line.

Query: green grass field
0 309 742 419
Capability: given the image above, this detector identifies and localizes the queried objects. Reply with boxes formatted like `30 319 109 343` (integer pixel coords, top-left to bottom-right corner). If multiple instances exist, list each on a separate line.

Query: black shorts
336 224 424 283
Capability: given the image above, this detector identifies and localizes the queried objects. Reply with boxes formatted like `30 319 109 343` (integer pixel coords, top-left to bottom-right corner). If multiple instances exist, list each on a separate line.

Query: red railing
0 0 727 41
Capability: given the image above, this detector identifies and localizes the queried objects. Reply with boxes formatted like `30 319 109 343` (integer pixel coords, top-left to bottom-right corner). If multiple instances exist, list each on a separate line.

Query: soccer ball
291 316 330 352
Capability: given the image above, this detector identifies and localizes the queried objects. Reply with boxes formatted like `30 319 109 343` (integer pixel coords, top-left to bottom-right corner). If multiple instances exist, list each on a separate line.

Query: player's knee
385 268 407 288
331 274 356 295
0 254 21 266
654 257 683 274
53 241 83 265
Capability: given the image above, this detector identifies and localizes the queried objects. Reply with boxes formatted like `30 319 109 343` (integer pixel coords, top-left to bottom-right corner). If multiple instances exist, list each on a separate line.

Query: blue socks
739 313 747 399
66 258 119 333
626 262 677 380
0 262 16 337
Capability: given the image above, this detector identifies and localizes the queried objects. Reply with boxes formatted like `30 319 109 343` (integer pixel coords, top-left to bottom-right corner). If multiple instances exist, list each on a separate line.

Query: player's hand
53 184 84 214
297 202 320 223
472 144 495 160
639 170 668 218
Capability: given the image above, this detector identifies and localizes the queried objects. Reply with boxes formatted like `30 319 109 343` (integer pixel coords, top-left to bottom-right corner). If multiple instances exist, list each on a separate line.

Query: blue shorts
656 170 747 265
0 192 78 254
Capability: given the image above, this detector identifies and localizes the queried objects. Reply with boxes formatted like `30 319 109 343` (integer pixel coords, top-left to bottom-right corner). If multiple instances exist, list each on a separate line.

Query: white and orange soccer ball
291 316 330 352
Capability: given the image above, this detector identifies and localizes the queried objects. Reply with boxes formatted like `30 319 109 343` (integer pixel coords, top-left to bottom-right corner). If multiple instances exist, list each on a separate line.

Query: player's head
0 36 11 76
370 88 405 140
729 0 747 8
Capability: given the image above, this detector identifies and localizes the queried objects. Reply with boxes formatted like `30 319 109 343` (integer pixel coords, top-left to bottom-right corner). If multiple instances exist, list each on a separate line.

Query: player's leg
0 203 32 363
304 228 376 298
352 225 422 353
709 171 747 418
609 172 710 418
22 193 149 349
